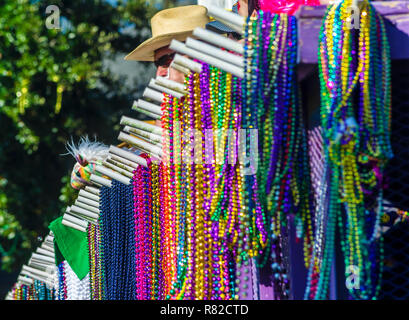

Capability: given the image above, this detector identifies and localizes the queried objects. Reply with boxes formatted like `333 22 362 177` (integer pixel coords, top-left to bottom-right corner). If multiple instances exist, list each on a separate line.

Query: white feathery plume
63 135 109 164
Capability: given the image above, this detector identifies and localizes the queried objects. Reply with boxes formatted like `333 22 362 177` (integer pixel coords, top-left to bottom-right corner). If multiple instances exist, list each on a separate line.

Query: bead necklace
150 161 160 299
158 63 246 300
57 261 67 300
161 93 188 299
99 186 108 299
244 10 314 298
133 166 148 299
100 180 136 300
160 94 175 296
87 222 103 300
306 0 392 300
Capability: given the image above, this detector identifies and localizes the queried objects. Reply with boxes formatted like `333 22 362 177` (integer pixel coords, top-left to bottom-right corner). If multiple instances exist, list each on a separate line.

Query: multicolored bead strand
305 0 392 300
87 222 103 300
243 10 314 298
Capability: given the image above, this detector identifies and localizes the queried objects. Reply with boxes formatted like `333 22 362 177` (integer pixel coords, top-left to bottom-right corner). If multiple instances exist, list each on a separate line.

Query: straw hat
125 5 210 62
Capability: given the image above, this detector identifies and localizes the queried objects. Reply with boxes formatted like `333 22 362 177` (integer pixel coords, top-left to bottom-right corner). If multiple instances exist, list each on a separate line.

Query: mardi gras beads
99 179 136 300
183 71 198 299
88 222 103 300
159 62 248 300
306 0 392 300
98 188 107 300
160 94 172 296
243 10 314 300
141 156 154 299
162 99 186 301
243 13 270 262
150 161 160 299
164 96 189 300
99 185 110 299
133 166 148 299
199 63 214 300
134 167 144 299
192 72 207 300
57 261 67 300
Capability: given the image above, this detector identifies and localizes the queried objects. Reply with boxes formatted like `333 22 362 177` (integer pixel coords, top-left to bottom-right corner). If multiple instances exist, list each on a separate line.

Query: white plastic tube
102 161 134 178
36 247 54 258
173 54 202 73
31 253 54 264
29 258 53 268
193 27 244 54
77 195 99 208
186 37 243 67
149 79 184 99
79 189 100 202
170 40 244 78
133 99 162 115
18 275 34 285
62 219 87 233
21 273 53 287
95 164 131 186
20 269 54 286
118 132 163 157
127 132 162 148
170 61 191 75
123 126 162 144
155 76 187 94
44 240 54 249
63 213 88 228
118 141 157 159
21 268 55 288
90 174 112 188
41 240 54 249
41 240 54 248
207 5 245 34
64 213 88 226
109 154 139 171
74 200 100 214
143 87 164 104
117 142 159 159
40 243 54 253
68 210 97 224
120 116 162 136
90 180 102 188
70 205 99 220
27 261 51 273
109 145 149 168
23 265 54 278
85 186 100 196
106 158 135 173
134 106 162 120
33 258 52 268
22 265 47 276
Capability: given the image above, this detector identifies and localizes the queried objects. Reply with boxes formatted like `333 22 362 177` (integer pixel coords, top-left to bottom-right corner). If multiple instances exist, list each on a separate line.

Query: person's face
154 46 185 84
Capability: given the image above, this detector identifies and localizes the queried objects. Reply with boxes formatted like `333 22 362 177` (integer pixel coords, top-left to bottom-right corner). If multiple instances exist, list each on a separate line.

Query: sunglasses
154 52 176 68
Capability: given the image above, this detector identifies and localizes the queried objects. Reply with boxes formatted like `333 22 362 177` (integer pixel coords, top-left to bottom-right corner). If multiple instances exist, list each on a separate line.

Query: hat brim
125 30 193 62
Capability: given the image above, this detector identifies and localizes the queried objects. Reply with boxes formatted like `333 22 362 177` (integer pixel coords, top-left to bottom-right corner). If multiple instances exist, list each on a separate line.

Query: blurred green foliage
0 0 180 272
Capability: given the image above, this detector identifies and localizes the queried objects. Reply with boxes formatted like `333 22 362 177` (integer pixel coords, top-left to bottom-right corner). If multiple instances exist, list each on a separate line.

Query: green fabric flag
48 216 89 280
